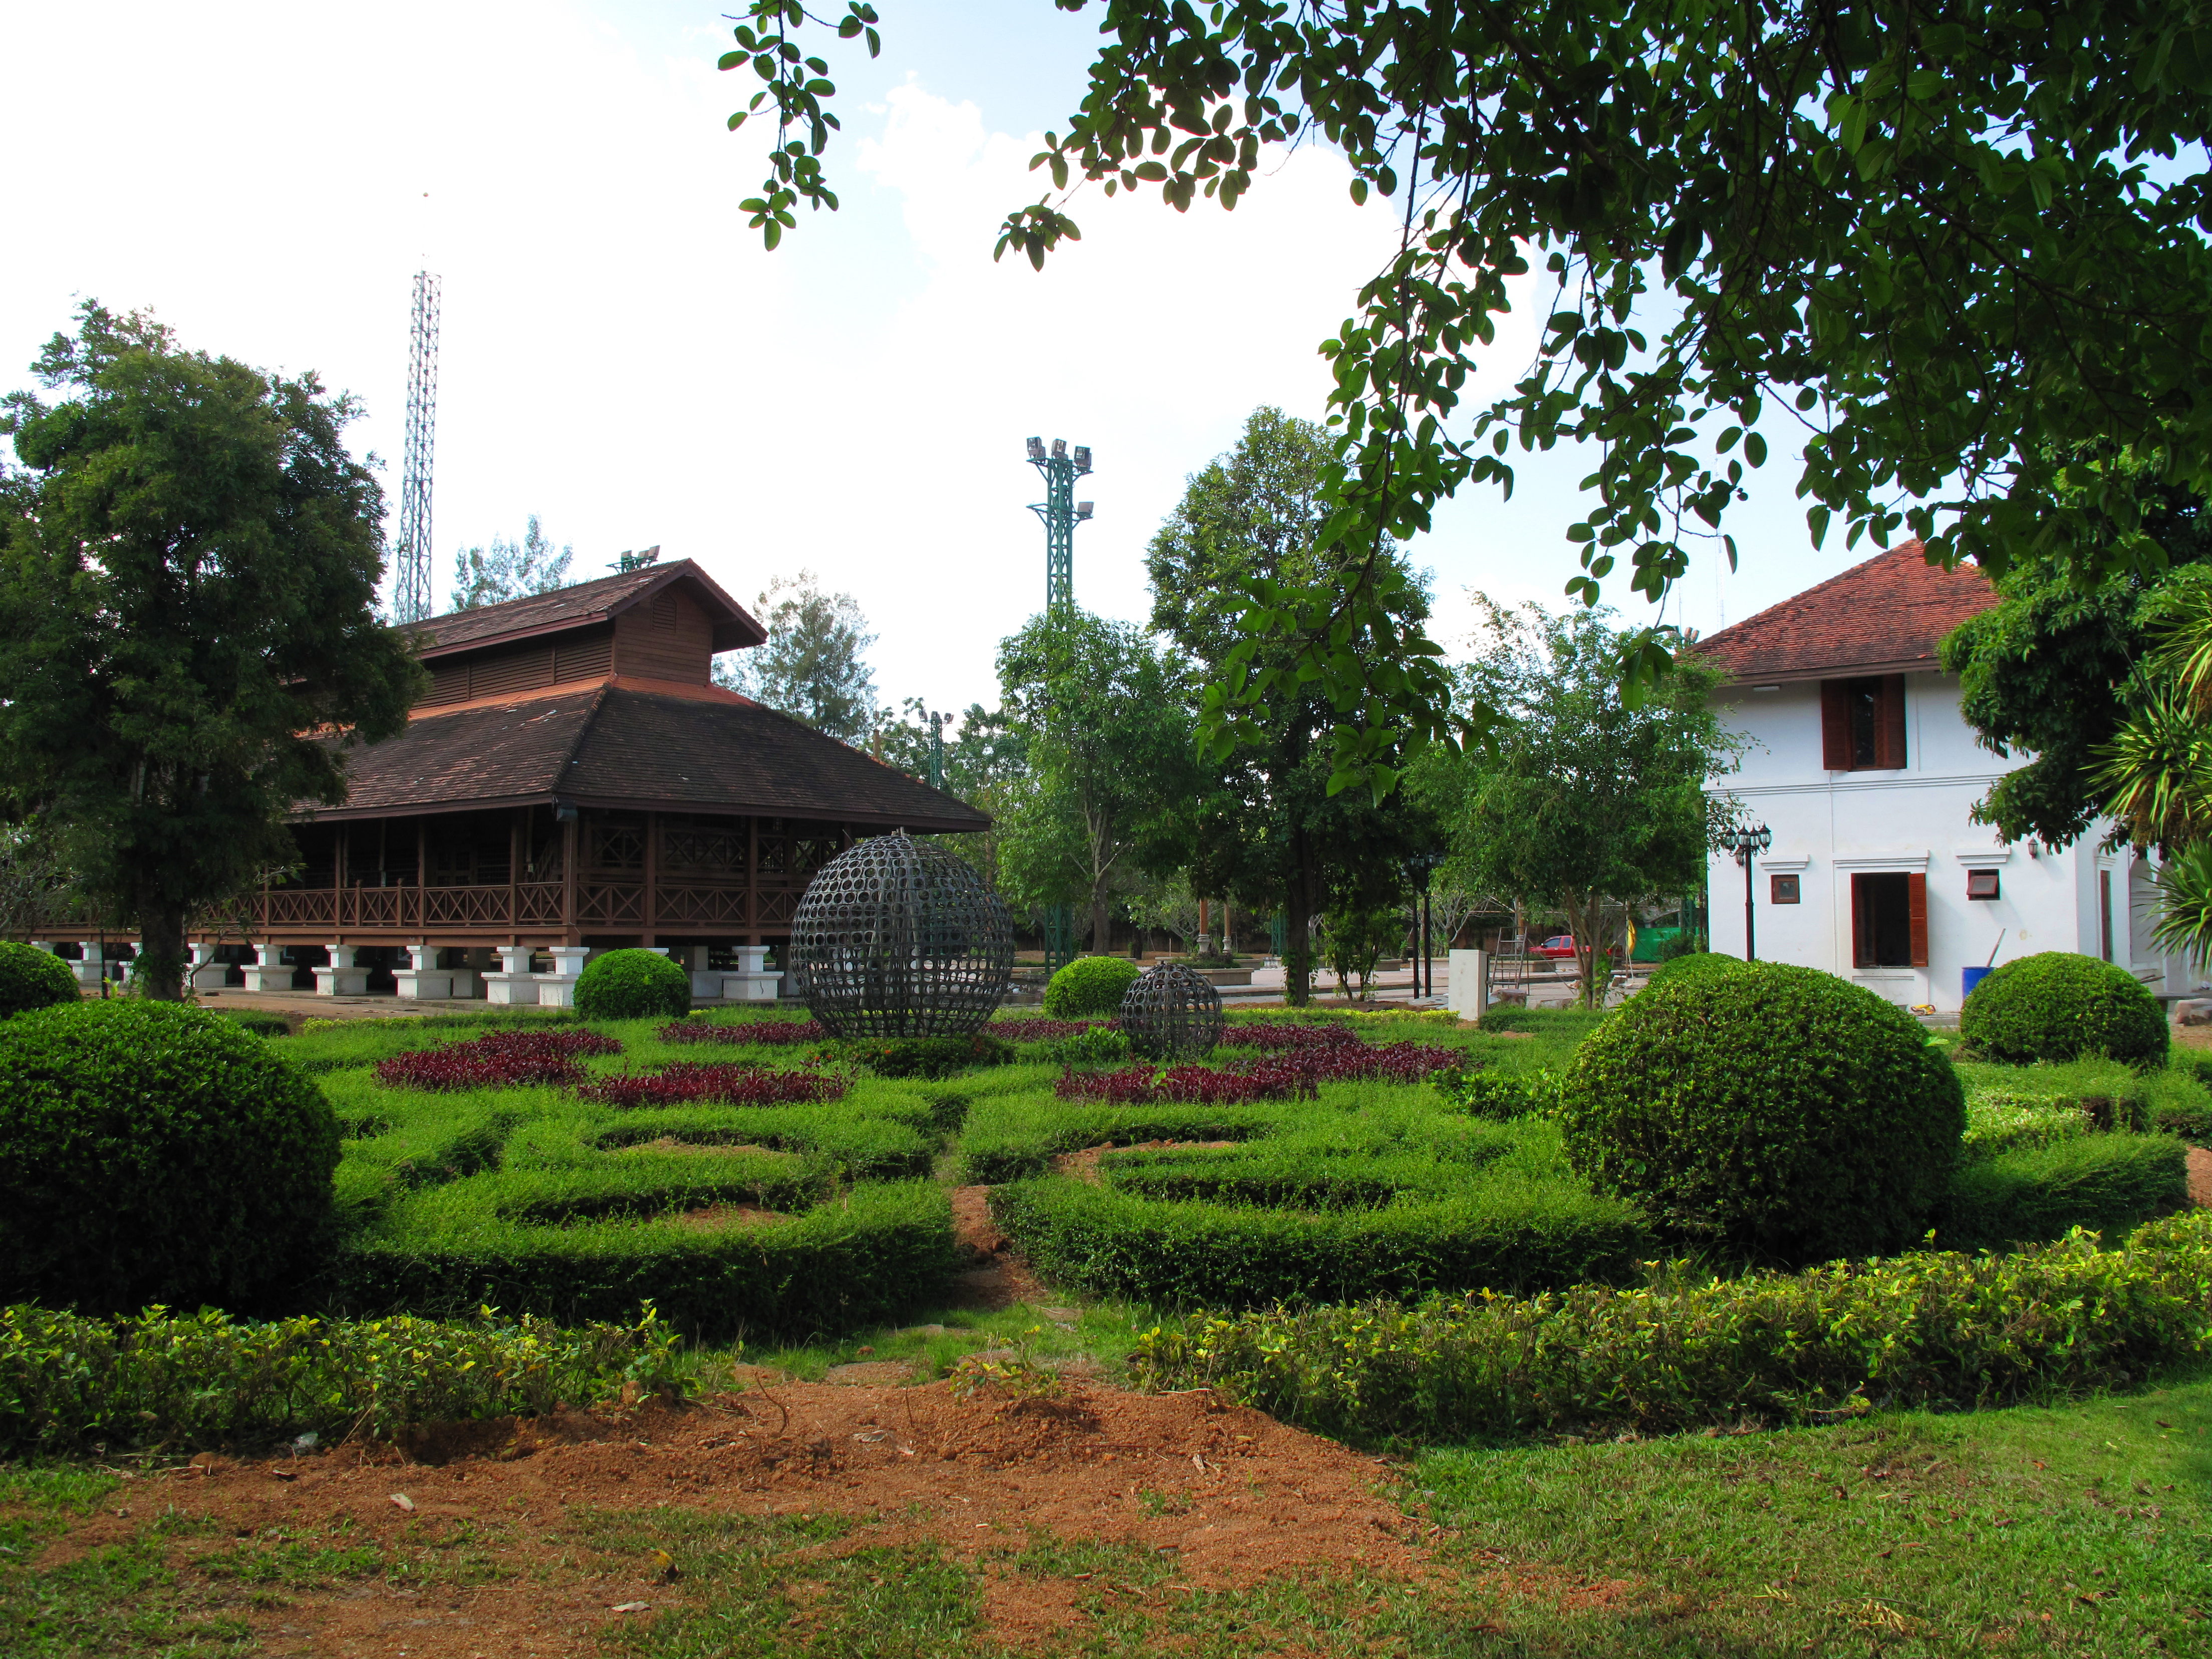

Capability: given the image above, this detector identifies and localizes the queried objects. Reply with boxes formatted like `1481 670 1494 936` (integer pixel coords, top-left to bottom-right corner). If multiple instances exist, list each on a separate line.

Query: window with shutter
1820 676 1908 771
1821 681 1849 770
1907 872 1928 966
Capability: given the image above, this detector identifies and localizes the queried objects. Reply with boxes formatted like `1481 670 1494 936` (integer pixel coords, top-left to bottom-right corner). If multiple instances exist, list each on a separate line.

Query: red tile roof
1695 540 1998 683
399 560 766 657
313 686 987 833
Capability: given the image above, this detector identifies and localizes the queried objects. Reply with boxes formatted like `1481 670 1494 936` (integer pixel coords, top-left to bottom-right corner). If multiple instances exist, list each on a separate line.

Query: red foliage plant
375 1029 623 1091
657 1018 826 1046
990 1019 1117 1043
1054 1029 1457 1103
578 1063 848 1108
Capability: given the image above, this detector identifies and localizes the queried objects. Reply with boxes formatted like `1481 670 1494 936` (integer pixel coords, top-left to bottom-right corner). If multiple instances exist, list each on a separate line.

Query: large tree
449 515 574 611
1148 406 1439 1002
995 609 1197 950
1942 475 2212 849
876 698 1029 891
715 569 879 743
1451 600 1735 1004
0 305 423 999
720 1 2212 797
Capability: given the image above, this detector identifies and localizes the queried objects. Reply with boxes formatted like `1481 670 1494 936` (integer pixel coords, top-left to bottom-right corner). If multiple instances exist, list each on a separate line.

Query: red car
1534 935 1578 960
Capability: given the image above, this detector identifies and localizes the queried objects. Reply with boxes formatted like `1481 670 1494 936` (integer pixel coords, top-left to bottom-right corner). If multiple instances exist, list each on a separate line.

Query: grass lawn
5 1371 2206 1655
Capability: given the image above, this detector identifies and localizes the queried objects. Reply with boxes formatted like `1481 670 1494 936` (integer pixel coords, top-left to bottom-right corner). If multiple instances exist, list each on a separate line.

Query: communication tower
393 271 442 622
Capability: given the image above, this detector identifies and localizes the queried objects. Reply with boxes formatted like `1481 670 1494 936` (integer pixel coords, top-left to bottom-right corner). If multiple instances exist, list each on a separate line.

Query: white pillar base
392 971 453 1000
485 945 539 1005
534 946 589 1008
313 968 371 995
1447 949 1491 1019
721 974 780 1002
71 944 105 989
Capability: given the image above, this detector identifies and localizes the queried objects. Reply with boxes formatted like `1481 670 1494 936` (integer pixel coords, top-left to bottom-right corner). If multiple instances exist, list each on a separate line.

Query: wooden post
335 822 348 929
416 817 427 932
509 810 523 940
562 810 580 943
643 811 658 946
746 815 758 947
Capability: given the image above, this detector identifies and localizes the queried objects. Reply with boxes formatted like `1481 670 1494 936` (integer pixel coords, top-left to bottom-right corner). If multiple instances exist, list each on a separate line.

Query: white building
1698 541 2200 1012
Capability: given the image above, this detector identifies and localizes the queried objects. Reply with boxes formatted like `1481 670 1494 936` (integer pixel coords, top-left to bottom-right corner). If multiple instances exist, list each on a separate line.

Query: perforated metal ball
1119 962 1223 1060
789 831 1013 1038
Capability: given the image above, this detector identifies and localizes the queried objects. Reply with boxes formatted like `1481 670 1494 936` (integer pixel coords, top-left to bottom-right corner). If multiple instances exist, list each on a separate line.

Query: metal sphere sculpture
789 831 1013 1038
1119 962 1224 1061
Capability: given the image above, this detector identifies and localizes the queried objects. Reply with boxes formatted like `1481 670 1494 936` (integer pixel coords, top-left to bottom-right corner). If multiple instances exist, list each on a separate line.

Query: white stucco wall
1703 673 2189 1010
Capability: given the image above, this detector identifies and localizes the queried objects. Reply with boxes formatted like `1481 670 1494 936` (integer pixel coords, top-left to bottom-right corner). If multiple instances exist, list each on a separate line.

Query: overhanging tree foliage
715 569 880 743
450 515 574 612
0 305 423 999
719 0 2212 797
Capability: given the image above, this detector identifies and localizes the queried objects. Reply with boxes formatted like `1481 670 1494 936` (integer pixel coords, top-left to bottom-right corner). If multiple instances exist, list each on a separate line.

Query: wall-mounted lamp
555 802 579 823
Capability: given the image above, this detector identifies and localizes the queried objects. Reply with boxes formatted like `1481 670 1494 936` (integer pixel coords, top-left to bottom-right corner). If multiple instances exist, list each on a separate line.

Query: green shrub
991 1164 1647 1308
2153 1099 2212 1145
1042 955 1143 1018
1939 1133 2188 1250
1432 1063 1551 1120
1959 950 2168 1067
0 1001 341 1313
1043 1026 1132 1069
338 1180 954 1338
1961 1092 2092 1159
841 1031 1015 1079
0 942 77 1019
1130 1209 2212 1445
0 1303 683 1455
1558 961 1965 1263
574 948 691 1020
1640 949 1750 993
213 1009 291 1038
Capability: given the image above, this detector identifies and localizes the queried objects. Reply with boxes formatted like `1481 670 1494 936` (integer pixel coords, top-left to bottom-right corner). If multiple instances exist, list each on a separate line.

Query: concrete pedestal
393 945 451 1001
70 944 105 989
483 945 539 1006
719 945 778 1002
240 945 293 993
534 947 590 1008
187 943 229 991
1447 949 1491 1019
314 944 370 996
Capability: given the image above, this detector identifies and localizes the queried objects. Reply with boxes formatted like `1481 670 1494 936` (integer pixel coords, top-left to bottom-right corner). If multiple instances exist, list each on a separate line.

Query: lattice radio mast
393 271 442 623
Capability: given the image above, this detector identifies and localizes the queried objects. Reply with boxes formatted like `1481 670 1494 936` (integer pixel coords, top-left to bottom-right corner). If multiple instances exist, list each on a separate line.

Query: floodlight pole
926 710 945 791
1024 436 1094 970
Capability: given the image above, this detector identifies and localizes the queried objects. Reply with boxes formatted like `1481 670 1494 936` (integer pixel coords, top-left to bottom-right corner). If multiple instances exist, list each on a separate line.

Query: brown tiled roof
399 560 766 656
1696 540 1998 683
314 686 988 833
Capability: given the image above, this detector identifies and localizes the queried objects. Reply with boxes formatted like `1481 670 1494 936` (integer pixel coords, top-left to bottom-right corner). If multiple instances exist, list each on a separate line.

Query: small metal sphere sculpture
789 831 1013 1038
1119 962 1224 1061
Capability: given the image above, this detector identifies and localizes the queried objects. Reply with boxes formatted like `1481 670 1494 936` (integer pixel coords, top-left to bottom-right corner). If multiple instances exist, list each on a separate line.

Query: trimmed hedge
1640 949 1746 993
0 1303 684 1455
1960 950 2168 1067
1043 955 1143 1018
990 1168 1648 1309
575 949 691 1020
337 1179 954 1338
0 942 78 1019
1559 962 1965 1262
1132 1209 2212 1445
842 1031 1017 1078
1940 1133 2189 1251
0 1001 340 1314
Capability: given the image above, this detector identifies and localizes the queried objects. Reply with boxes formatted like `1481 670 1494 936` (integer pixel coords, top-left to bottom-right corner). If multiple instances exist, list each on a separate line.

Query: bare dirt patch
669 1203 788 1232
948 1184 1047 1309
1052 1141 1239 1186
35 1381 1443 1658
2189 1145 2212 1208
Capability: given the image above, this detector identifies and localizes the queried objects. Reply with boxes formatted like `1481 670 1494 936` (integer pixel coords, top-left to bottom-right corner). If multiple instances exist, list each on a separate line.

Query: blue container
1962 965 1994 1002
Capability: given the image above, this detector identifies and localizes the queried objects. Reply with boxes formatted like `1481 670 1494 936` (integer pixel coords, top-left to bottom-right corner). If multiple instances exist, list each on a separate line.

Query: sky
1 0 1882 721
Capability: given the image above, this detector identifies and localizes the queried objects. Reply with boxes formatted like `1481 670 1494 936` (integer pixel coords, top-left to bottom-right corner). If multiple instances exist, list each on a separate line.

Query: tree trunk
134 898 190 1002
1089 881 1113 957
1564 892 1608 1009
1284 821 1315 1006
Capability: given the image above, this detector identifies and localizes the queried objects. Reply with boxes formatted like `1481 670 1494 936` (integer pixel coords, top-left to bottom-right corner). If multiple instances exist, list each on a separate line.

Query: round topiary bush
0 1000 341 1313
0 942 78 1019
574 948 692 1020
1960 950 2168 1067
1042 955 1143 1018
1642 949 1745 994
1558 961 1965 1263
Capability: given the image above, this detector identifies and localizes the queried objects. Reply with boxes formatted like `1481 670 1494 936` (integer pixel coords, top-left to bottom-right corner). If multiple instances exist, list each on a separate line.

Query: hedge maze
265 993 2202 1341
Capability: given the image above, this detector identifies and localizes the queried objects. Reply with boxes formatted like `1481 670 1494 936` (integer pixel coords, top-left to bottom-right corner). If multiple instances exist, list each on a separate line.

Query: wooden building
32 560 987 996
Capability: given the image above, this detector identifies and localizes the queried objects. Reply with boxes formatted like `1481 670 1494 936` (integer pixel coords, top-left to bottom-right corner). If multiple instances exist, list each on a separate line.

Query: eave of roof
398 559 767 658
1695 539 1998 686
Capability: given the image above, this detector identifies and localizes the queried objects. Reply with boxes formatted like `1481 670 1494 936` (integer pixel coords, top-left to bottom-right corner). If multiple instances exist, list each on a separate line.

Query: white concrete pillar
1448 949 1491 1020
71 942 106 989
724 944 779 1003
536 946 591 1008
187 941 228 992
240 943 291 992
484 945 540 1005
313 943 370 996
392 942 452 1001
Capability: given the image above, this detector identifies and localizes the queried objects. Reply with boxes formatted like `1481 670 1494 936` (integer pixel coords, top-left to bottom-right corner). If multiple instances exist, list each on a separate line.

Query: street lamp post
1716 821 1773 961
1406 849 1448 1000
1024 436 1094 969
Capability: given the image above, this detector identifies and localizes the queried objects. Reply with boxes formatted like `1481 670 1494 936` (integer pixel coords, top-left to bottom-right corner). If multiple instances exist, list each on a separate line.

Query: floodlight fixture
1051 438 1067 459
1076 501 1094 520
1026 436 1046 461
1072 445 1092 472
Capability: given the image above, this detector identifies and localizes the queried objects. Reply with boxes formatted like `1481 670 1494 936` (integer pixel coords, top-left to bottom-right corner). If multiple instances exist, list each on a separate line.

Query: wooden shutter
1850 874 1871 967
1821 680 1850 770
1878 675 1908 768
1907 872 1928 966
